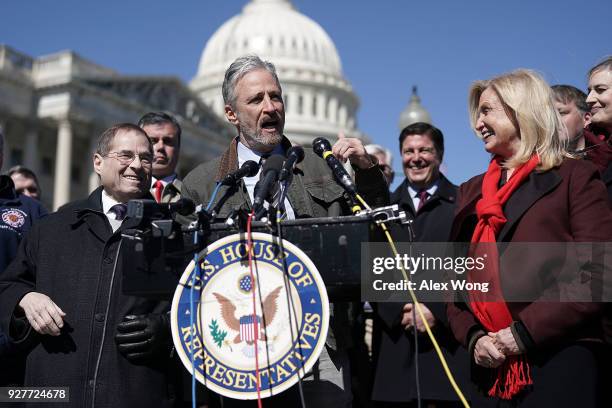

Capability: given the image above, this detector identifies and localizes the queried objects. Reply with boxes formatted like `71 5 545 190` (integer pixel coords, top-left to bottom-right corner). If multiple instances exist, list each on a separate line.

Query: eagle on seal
213 286 283 345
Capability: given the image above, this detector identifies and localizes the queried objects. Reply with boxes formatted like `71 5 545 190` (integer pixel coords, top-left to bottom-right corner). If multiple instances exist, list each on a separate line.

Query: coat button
88 379 94 388
103 257 113 264
95 313 105 322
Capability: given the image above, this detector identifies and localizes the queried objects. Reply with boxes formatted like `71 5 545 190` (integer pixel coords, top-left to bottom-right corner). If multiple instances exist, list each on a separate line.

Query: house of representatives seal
171 232 329 400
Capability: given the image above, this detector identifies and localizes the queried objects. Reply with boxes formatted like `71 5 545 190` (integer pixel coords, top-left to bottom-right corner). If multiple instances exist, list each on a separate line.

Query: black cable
275 213 307 408
407 223 422 408
413 305 422 408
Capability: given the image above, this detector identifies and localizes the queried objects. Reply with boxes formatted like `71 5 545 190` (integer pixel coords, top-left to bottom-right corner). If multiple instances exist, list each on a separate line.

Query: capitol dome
398 86 432 131
190 0 365 145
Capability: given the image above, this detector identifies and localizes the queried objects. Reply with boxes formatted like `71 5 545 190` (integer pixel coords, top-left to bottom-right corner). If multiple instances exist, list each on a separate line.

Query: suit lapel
72 189 112 243
391 179 416 215
450 176 483 241
419 174 457 212
161 178 182 203
497 169 562 241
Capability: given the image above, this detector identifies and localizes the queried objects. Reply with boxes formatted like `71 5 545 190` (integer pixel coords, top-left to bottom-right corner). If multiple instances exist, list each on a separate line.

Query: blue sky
2 0 610 188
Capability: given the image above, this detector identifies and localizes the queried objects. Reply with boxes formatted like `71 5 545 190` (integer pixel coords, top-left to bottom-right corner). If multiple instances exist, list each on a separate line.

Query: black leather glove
115 313 171 363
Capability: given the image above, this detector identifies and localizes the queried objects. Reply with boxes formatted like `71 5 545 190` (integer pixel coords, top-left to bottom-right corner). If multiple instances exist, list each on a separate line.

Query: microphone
279 146 305 182
221 160 260 186
127 198 196 221
312 137 357 195
252 155 285 213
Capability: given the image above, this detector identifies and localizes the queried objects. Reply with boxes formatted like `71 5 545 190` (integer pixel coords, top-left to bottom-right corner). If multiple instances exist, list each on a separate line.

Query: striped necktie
416 189 429 212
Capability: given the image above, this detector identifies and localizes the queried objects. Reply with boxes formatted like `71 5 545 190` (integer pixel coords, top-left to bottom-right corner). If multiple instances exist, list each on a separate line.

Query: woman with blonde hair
447 69 611 406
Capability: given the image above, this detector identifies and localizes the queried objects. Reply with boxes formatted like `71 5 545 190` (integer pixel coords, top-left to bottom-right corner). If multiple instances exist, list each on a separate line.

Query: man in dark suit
0 124 176 407
182 54 388 407
139 112 183 203
372 122 469 407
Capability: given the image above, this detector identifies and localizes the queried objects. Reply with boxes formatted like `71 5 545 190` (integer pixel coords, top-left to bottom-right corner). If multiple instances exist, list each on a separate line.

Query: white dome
191 0 366 145
399 86 432 130
197 0 342 77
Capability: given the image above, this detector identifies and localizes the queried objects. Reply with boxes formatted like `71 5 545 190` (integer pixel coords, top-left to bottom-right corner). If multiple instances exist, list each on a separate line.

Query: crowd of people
0 54 610 408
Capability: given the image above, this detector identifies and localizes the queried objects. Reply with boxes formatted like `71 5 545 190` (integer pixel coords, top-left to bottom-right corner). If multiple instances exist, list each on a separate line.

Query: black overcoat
0 187 174 408
371 174 470 402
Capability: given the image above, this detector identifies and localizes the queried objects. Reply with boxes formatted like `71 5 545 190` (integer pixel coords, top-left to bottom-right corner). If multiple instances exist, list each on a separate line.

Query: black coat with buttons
0 187 174 408
371 174 471 402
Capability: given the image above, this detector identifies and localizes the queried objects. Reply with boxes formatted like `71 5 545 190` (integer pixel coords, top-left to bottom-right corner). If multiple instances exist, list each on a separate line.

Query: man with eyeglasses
371 122 470 407
0 124 177 407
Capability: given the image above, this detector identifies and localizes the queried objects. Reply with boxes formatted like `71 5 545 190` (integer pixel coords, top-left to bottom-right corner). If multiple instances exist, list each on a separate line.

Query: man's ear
93 154 103 176
225 104 239 126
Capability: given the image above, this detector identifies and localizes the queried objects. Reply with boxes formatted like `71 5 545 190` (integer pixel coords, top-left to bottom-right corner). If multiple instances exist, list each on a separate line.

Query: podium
121 215 383 301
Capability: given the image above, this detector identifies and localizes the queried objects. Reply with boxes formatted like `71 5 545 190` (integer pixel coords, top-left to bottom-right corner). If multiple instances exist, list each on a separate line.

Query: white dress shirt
237 140 295 220
407 181 439 211
101 189 125 232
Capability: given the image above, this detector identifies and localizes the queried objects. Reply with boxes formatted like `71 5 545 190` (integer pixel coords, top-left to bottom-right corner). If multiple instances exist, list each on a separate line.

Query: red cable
247 212 263 407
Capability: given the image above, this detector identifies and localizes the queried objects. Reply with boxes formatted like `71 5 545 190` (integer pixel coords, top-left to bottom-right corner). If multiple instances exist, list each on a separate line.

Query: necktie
416 190 429 212
110 203 128 221
154 180 164 203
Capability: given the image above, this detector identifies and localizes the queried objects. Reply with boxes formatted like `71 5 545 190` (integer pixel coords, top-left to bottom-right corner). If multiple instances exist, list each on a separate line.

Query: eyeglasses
104 151 153 166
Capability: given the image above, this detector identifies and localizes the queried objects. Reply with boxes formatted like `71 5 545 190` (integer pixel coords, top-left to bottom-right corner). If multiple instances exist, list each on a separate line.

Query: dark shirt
0 176 47 273
0 175 47 361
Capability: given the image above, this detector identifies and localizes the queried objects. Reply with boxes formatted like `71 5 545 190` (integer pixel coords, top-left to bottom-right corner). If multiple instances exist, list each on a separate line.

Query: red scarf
468 154 539 399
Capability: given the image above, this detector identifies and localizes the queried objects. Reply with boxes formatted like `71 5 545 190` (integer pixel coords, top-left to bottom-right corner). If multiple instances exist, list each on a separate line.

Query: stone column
24 129 39 173
338 104 347 127
285 90 295 116
53 119 72 210
316 92 326 121
328 97 338 125
88 135 100 193
303 90 313 119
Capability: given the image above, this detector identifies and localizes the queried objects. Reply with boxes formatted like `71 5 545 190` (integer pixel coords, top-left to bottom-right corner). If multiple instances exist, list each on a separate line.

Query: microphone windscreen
287 146 305 163
243 160 260 177
312 137 331 157
262 154 285 173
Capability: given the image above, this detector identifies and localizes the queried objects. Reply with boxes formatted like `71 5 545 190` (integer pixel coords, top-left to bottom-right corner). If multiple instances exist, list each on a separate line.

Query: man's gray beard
239 124 283 151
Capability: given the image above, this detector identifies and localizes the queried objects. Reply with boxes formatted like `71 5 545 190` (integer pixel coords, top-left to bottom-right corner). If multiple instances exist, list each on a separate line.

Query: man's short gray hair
365 144 393 166
222 55 281 108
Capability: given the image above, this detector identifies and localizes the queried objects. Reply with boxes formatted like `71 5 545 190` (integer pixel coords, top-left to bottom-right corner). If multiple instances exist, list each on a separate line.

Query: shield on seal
171 232 329 400
239 315 261 343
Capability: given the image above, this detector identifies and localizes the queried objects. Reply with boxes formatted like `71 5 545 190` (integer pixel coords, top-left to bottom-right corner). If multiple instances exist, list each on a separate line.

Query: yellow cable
355 194 470 408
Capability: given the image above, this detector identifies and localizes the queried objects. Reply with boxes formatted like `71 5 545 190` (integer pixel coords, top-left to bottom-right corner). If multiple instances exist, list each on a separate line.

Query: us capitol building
0 0 428 209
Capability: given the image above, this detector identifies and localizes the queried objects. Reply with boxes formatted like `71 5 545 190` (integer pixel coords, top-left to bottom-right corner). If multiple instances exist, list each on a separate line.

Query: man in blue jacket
0 129 47 386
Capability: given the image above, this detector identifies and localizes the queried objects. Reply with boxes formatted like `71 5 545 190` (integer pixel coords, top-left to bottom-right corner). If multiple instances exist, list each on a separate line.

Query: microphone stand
209 184 238 219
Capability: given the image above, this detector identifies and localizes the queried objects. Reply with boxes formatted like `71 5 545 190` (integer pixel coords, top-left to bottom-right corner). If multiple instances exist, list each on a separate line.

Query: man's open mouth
261 118 279 130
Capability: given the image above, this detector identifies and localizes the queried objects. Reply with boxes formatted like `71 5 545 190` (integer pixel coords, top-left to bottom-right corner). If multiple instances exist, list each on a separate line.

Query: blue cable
206 182 222 212
190 229 199 408
189 181 219 408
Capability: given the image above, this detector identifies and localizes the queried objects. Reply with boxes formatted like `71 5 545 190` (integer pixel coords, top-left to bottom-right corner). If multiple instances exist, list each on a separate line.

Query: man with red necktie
372 122 470 407
139 112 183 203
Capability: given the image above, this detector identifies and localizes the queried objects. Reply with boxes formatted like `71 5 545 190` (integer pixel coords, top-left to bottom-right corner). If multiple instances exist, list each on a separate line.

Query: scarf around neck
468 154 539 399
